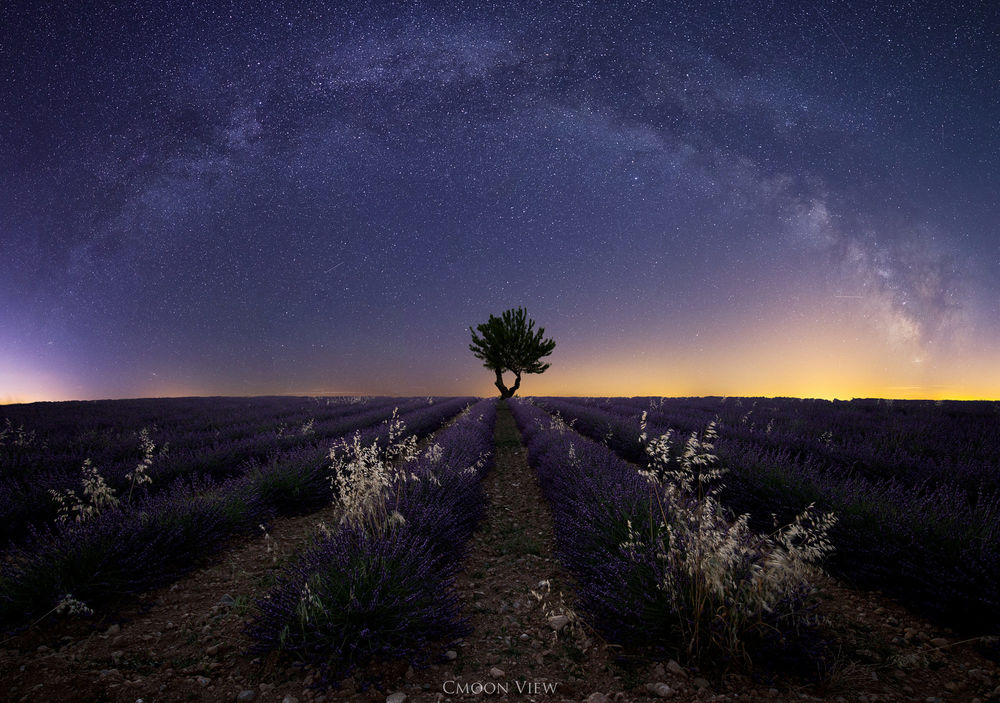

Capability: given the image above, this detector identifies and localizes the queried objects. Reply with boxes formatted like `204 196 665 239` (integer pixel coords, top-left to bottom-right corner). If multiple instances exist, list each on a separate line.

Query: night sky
2 1 999 403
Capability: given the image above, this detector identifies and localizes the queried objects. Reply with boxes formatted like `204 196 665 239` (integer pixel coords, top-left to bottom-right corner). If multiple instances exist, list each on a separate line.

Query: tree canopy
469 308 555 398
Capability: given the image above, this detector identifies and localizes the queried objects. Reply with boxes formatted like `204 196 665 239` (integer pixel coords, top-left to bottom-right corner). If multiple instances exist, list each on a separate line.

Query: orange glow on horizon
496 311 1000 401
5 306 1000 403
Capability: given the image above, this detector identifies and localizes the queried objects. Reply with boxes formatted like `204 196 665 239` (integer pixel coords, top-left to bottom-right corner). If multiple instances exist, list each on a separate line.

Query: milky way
2 1 998 402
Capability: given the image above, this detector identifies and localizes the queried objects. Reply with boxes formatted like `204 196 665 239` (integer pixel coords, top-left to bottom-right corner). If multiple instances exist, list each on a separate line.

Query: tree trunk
494 369 521 398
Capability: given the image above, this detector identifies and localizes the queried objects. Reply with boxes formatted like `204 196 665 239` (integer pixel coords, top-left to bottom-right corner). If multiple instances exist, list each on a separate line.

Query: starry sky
2 0 999 403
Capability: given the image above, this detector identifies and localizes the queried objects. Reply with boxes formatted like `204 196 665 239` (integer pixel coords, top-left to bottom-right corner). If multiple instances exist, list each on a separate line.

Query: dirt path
386 400 634 702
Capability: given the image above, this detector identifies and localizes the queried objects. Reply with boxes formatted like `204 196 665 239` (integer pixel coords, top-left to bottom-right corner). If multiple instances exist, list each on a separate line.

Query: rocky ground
1 403 998 703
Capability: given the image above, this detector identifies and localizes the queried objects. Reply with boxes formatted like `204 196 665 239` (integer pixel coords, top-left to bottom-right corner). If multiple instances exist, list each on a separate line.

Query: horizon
4 389 999 407
3 2 998 404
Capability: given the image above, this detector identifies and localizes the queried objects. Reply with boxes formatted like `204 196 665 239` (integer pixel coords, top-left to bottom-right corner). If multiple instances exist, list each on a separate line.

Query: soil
0 402 997 703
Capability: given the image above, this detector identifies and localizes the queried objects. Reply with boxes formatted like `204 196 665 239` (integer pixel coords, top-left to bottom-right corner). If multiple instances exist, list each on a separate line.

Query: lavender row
0 397 447 547
0 396 408 487
550 396 1000 498
1 396 393 477
249 397 477 518
248 399 498 687
507 399 660 648
532 397 1000 634
0 398 473 632
508 399 827 672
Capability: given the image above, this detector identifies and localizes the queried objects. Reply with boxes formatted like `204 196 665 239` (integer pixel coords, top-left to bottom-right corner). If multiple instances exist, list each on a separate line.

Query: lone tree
469 308 556 398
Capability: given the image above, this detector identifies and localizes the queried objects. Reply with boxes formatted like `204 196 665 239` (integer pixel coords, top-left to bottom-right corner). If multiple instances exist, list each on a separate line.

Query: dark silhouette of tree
469 308 556 398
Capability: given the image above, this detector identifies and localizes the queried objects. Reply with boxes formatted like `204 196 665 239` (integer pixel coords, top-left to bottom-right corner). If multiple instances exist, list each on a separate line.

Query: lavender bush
248 399 497 688
530 397 1000 635
0 397 472 547
252 525 463 685
0 398 473 632
511 399 833 674
0 474 266 629
248 397 475 519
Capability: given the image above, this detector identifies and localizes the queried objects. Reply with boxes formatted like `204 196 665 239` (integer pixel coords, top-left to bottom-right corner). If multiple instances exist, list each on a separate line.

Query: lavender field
1 394 999 702
0 396 475 632
529 396 1000 637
